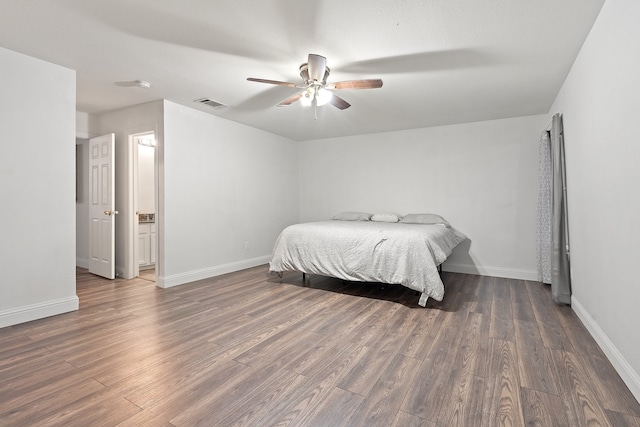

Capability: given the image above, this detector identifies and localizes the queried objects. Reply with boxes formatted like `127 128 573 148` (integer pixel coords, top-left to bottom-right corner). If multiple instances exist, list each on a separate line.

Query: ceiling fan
247 54 383 112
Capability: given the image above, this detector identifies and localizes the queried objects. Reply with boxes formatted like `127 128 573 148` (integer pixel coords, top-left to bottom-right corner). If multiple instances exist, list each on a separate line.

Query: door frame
127 128 158 281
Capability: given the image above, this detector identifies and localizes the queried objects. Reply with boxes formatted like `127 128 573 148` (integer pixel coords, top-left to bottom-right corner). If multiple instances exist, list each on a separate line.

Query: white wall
76 111 99 139
138 144 155 213
549 0 640 401
0 47 78 327
299 114 548 279
96 101 164 278
161 100 299 287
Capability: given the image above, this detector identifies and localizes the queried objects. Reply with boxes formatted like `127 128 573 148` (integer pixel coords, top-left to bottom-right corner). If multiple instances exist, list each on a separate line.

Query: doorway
75 138 90 270
131 131 157 282
76 129 160 285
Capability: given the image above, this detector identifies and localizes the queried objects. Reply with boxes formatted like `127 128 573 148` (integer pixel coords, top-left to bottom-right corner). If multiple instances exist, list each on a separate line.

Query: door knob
104 210 119 216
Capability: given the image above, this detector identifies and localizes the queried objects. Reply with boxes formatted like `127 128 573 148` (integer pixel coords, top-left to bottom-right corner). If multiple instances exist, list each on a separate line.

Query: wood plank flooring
1 266 639 426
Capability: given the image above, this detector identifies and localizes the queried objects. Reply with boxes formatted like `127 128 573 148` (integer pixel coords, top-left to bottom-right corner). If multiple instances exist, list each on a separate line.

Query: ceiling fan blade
277 92 303 107
329 95 351 110
247 78 300 88
327 79 383 90
307 54 327 83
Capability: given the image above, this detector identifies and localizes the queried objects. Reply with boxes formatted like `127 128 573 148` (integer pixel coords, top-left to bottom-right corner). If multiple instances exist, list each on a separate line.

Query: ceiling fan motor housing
299 63 330 86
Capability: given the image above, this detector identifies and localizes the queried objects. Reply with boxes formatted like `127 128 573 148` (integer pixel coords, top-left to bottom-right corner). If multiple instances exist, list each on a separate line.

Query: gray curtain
536 113 571 304
536 131 552 284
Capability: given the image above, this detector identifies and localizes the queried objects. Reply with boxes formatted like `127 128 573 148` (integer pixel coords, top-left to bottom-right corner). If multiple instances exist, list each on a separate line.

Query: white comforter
269 221 466 306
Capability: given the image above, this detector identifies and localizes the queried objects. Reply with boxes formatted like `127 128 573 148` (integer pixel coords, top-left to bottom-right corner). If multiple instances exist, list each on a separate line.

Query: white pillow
371 212 402 223
399 213 450 227
332 211 372 221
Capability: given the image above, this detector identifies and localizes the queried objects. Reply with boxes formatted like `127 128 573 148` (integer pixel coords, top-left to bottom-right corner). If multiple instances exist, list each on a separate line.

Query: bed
269 212 466 306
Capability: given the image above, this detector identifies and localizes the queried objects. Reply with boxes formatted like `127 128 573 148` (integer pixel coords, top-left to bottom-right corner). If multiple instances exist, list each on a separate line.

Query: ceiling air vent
194 98 227 109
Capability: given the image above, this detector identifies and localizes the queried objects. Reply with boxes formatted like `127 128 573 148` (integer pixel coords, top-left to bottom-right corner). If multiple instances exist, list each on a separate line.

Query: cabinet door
138 224 150 266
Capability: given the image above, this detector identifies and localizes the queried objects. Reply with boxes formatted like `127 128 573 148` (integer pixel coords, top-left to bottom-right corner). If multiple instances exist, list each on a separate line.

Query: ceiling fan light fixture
316 88 333 106
299 87 332 108
300 89 313 107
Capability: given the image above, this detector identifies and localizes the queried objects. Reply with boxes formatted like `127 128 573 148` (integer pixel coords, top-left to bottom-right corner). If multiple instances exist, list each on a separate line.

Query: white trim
0 296 79 329
158 259 539 287
572 296 640 403
127 129 155 280
76 257 89 269
123 126 158 281
443 262 538 281
156 255 271 288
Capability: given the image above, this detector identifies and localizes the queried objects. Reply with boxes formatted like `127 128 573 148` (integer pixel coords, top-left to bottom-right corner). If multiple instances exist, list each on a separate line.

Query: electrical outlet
244 241 250 250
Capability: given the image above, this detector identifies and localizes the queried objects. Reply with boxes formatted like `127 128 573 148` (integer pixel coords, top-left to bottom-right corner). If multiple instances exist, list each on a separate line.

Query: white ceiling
0 0 604 141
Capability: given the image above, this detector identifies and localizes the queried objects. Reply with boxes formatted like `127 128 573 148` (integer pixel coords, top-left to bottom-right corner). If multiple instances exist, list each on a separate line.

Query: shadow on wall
444 238 480 274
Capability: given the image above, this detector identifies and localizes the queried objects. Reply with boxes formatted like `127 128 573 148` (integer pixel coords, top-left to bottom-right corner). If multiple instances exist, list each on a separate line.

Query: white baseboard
572 296 640 403
0 296 79 329
156 255 271 289
443 262 538 281
155 259 537 288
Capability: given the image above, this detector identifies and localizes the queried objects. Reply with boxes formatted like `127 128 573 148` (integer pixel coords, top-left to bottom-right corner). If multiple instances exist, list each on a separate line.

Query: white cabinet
138 222 156 267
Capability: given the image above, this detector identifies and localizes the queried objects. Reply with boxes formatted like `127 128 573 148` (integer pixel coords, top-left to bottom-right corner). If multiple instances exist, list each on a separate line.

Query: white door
89 133 116 279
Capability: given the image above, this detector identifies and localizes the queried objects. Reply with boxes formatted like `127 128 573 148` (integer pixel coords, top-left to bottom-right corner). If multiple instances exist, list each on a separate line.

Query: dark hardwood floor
1 266 639 426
